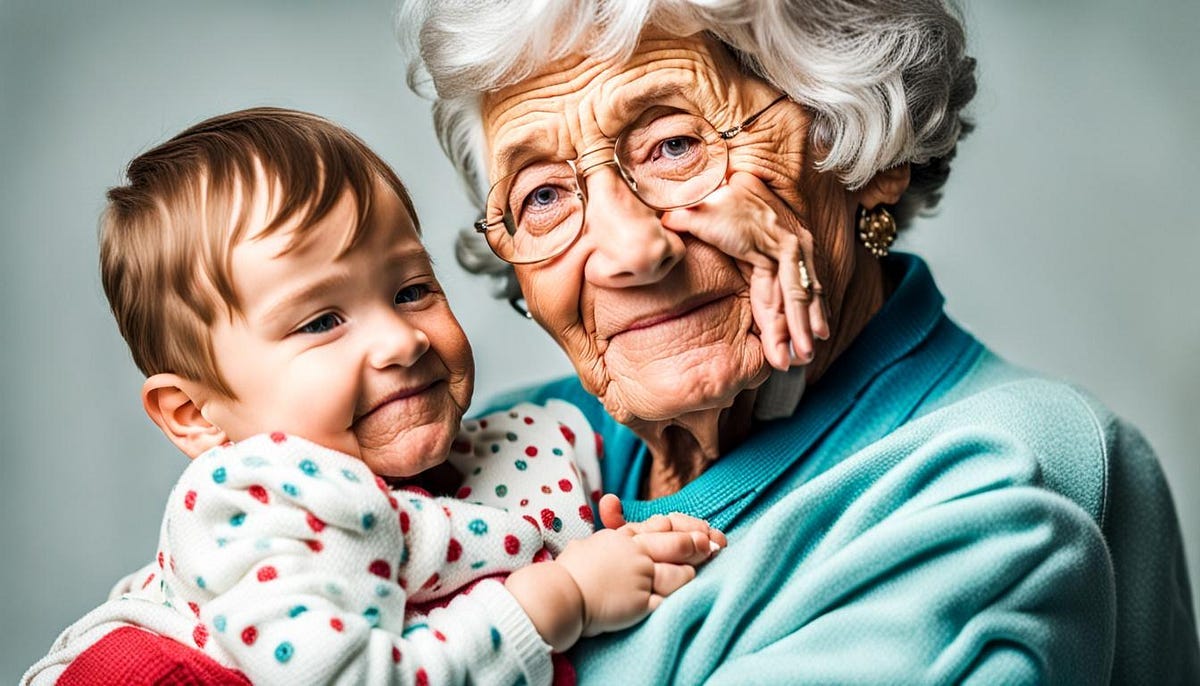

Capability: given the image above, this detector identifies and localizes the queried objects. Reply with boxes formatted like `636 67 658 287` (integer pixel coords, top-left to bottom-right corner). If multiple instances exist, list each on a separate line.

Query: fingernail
709 540 721 555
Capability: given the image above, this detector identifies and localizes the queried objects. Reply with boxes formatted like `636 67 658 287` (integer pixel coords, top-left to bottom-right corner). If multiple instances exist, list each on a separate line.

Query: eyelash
294 283 436 335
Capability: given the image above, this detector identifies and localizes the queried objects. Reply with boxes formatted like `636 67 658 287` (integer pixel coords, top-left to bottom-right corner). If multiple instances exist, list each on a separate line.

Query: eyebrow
491 82 697 180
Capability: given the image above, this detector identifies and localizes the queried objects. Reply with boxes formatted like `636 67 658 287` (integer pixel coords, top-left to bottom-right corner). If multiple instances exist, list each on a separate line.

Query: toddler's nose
368 316 430 369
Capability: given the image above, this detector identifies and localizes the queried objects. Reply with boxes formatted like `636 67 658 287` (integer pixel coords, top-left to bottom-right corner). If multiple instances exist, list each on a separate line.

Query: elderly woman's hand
660 172 830 371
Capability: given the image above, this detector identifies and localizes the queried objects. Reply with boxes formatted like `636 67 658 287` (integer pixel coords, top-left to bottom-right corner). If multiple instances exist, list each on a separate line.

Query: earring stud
857 206 897 258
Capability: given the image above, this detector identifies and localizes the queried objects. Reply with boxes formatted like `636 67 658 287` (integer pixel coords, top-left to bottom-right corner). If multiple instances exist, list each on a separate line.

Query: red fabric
58 626 250 686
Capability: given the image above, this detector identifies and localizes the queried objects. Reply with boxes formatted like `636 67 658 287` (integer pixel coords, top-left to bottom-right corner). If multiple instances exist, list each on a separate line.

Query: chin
359 419 459 478
601 342 768 424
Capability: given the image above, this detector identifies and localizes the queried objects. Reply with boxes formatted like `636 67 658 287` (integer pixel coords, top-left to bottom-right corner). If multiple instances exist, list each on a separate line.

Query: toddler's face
201 177 474 477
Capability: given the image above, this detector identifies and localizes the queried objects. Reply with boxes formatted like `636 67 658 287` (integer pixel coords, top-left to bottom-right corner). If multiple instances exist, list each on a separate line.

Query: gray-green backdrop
3 0 1197 680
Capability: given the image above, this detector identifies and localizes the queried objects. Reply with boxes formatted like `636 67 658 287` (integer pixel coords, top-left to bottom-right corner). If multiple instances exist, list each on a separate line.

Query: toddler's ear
142 374 227 459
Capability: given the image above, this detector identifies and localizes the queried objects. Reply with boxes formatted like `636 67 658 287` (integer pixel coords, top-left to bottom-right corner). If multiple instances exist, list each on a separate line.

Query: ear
142 374 228 459
856 163 911 210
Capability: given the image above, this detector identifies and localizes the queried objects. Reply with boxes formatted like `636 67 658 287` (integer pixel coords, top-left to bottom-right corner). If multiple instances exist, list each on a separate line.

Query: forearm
504 561 584 653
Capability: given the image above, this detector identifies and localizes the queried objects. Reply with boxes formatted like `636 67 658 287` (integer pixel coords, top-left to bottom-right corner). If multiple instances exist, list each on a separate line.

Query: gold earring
857 206 897 258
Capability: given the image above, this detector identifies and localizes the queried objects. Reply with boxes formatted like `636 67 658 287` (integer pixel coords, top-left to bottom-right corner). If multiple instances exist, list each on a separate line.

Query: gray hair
397 0 976 292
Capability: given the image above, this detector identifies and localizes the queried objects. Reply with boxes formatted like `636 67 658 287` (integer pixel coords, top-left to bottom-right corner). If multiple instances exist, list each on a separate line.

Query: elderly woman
395 0 1200 683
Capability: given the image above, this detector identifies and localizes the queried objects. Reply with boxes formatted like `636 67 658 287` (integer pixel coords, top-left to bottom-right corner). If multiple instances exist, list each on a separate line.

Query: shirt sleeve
156 433 553 686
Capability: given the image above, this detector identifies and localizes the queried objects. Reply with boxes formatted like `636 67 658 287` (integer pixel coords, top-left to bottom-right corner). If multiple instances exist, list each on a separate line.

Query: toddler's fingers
633 530 714 565
652 563 696 598
598 493 627 530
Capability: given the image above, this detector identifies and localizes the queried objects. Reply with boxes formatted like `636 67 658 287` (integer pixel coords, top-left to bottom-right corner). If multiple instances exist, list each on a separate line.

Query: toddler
24 108 724 686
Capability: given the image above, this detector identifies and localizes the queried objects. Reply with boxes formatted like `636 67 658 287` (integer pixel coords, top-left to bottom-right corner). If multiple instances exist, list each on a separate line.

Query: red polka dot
398 485 433 498
541 485 552 494
392 645 401 663
416 668 429 686
591 489 602 504
241 626 257 645
533 548 553 564
456 486 472 499
540 509 556 529
270 432 287 443
558 479 574 493
446 539 462 563
479 420 488 429
433 630 447 642
170 556 176 572
525 446 538 457
519 498 529 506
579 505 594 522
442 506 453 518
452 439 471 453
256 566 277 582
398 577 407 590
388 495 398 510
400 511 411 534
523 514 539 530
595 432 605 459
248 485 269 504
504 535 521 555
157 551 164 568
193 624 208 648
188 602 200 618
306 512 326 533
375 475 390 493
141 573 155 589
305 539 324 553
184 490 197 511
559 424 576 446
422 573 440 590
330 617 344 632
523 416 534 425
368 559 392 579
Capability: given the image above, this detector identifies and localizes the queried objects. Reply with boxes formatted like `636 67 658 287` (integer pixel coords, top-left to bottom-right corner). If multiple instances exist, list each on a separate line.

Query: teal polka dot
341 468 360 483
471 560 486 570
505 432 518 441
363 607 380 627
230 512 245 527
325 583 342 596
400 543 409 565
242 455 268 468
495 484 508 497
282 483 299 497
552 448 563 456
195 576 207 589
211 467 226 484
375 584 391 598
298 459 319 476
361 513 376 530
216 537 228 548
514 460 527 471
409 499 423 510
274 641 294 663
288 605 307 618
401 623 428 638
468 519 488 536
255 538 271 550
213 615 226 632
490 626 502 650
472 467 482 475
490 444 500 454
551 517 562 532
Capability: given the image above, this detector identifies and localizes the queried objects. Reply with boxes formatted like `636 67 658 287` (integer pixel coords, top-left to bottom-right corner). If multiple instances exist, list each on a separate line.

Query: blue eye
395 284 431 305
526 185 562 209
298 313 342 335
657 136 698 160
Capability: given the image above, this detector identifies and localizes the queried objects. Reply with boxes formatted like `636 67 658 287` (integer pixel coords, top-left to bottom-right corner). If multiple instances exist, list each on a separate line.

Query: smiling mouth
611 294 732 339
355 380 442 424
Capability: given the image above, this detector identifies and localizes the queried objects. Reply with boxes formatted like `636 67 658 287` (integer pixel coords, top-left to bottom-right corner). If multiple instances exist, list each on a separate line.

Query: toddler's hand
661 171 830 370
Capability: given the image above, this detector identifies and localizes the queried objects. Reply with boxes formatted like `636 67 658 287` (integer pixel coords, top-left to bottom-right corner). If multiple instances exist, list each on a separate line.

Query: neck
805 246 888 384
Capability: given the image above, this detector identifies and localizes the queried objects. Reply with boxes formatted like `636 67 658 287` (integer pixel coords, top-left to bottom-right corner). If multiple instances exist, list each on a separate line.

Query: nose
367 313 430 370
582 166 684 287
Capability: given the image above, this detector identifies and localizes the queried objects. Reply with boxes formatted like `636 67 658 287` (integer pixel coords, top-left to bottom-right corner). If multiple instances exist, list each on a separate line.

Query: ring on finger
798 258 813 292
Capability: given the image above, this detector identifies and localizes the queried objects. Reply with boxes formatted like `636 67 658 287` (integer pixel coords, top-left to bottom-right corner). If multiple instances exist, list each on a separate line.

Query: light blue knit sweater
488 254 1199 684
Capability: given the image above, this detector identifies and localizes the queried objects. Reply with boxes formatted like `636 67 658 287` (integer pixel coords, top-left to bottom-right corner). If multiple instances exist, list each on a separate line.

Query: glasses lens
484 161 583 264
615 111 727 209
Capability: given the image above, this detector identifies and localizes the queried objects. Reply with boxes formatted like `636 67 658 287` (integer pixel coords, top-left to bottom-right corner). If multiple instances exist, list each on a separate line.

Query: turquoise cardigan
488 254 1199 684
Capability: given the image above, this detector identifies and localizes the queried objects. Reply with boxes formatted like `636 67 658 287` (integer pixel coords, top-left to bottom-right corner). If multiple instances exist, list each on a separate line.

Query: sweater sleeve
572 393 1120 685
155 433 553 686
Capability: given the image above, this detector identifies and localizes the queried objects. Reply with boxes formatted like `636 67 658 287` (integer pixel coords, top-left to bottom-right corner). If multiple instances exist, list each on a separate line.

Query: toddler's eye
395 284 432 305
298 313 343 335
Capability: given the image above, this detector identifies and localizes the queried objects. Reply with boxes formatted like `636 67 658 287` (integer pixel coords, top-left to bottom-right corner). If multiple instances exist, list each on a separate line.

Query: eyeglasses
474 95 789 265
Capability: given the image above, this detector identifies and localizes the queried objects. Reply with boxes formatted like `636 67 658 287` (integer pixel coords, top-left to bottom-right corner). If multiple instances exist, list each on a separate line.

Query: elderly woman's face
482 31 856 425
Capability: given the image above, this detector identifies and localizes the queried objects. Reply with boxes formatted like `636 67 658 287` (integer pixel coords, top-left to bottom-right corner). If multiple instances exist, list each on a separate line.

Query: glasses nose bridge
572 145 639 203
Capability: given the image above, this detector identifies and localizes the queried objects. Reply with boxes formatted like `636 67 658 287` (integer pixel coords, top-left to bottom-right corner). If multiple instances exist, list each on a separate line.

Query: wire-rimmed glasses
474 95 788 265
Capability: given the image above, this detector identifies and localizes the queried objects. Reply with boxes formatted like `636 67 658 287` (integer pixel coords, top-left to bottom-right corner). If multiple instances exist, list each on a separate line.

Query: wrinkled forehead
481 30 749 181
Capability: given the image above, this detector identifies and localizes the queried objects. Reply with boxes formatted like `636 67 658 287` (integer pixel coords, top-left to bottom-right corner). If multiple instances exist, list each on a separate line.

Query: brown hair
100 106 418 396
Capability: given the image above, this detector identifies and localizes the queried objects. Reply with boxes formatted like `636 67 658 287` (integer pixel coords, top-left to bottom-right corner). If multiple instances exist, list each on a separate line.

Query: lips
354 380 441 424
599 292 734 341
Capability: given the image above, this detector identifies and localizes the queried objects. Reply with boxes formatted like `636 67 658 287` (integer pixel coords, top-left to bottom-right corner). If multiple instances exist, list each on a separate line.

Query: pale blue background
2 1 1197 680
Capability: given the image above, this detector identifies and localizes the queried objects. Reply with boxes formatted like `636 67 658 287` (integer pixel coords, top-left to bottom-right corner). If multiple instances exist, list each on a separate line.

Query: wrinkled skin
482 30 907 496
